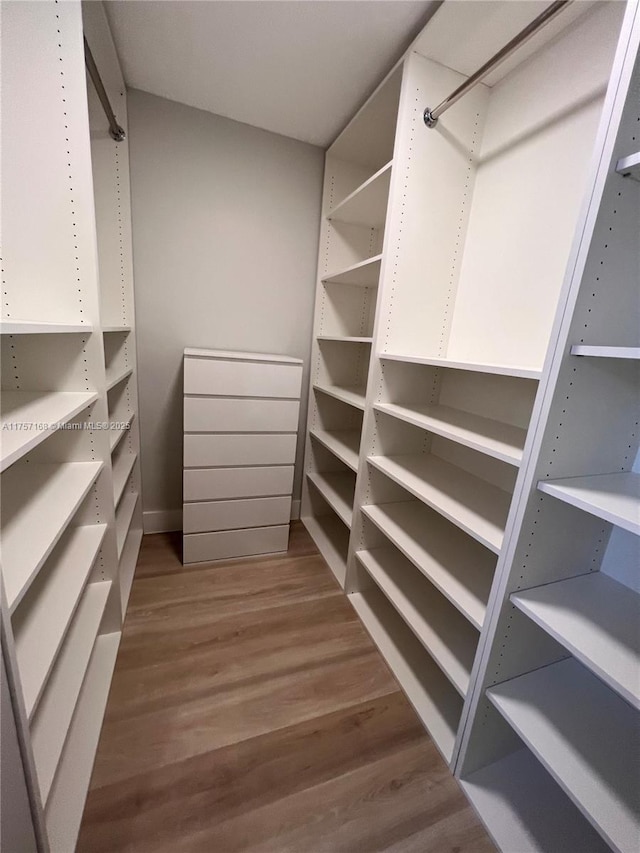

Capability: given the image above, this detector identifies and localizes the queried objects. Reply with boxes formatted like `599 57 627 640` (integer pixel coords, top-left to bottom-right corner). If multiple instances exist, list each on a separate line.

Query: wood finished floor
78 523 494 853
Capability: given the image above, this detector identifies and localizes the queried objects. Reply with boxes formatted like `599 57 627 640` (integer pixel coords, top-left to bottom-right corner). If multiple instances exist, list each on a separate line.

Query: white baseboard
290 499 301 521
143 509 182 534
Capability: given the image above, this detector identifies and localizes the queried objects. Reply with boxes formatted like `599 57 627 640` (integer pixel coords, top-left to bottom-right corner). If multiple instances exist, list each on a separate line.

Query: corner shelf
368 454 511 554
30 580 111 803
306 470 355 528
356 547 477 696
2 461 104 612
381 352 542 381
487 657 639 853
106 365 133 391
310 428 360 472
511 571 640 710
313 382 366 411
0 320 93 334
538 471 640 535
0 390 98 472
374 401 526 466
13 523 107 718
326 161 392 228
349 585 462 764
322 255 382 288
361 501 494 629
571 344 640 359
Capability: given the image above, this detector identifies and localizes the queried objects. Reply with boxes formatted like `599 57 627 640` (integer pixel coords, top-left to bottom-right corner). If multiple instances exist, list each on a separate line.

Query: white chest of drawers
183 348 303 564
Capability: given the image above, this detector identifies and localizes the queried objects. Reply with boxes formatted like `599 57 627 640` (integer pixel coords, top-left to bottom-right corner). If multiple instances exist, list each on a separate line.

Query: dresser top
184 347 302 365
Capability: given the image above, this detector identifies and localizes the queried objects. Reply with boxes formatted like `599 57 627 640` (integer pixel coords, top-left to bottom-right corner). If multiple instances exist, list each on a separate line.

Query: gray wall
127 90 324 531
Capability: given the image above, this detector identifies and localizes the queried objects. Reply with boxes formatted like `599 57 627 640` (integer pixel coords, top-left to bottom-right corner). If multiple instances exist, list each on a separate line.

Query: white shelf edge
301 514 348 587
380 352 542 380
119 526 143 614
538 471 640 535
106 365 133 391
116 491 139 559
113 452 137 506
110 411 135 453
313 383 366 411
326 160 392 226
317 336 373 344
0 320 93 334
102 325 131 333
310 428 360 472
615 150 640 180
322 254 383 287
306 471 354 528
571 344 640 359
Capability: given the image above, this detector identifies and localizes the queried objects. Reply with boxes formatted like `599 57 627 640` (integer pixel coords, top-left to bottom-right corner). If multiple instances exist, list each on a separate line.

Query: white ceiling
104 0 439 148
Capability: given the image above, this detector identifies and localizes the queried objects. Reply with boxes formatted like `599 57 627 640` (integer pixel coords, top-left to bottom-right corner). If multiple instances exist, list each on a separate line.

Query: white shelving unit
301 3 639 850
1 3 143 849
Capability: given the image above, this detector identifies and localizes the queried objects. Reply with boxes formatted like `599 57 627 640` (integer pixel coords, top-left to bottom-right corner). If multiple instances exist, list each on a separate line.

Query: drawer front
184 466 294 501
183 525 289 564
184 397 299 433
184 433 297 468
184 357 302 398
183 496 291 534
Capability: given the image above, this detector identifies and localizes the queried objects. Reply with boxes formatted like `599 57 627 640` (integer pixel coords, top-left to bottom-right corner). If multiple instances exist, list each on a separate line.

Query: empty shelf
317 335 373 344
116 492 139 558
113 451 137 505
310 428 360 471
361 502 494 629
2 461 104 612
511 572 640 710
0 319 92 334
538 471 640 535
306 470 355 528
119 526 143 613
45 632 121 853
322 255 382 288
571 344 640 359
327 161 391 228
110 412 135 452
375 401 526 466
31 581 111 803
313 383 366 411
381 352 541 380
368 454 511 554
13 523 107 718
350 587 462 763
462 748 610 853
356 548 478 696
302 513 349 587
615 151 640 180
487 657 640 853
106 365 133 390
102 325 131 333
0 390 98 472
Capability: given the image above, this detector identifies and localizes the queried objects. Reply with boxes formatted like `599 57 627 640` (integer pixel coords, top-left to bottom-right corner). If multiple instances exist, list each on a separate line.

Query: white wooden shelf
2 461 103 612
511 572 640 710
381 352 542 380
30 580 111 803
301 513 349 586
374 401 526 466
13 523 107 718
119 527 143 613
317 335 373 344
0 390 98 472
368 454 511 554
322 255 382 288
487 657 639 853
615 150 640 180
113 451 137 506
45 631 121 853
306 470 355 528
110 411 135 452
106 365 133 390
313 382 366 411
116 491 139 559
102 325 131 333
538 471 640 535
361 501 494 629
0 320 92 334
349 587 462 764
462 748 610 853
310 428 360 472
571 344 640 359
327 161 392 228
356 548 477 696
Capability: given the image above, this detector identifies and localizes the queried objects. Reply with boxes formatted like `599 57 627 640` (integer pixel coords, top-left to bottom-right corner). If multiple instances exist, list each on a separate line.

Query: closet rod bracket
423 0 572 129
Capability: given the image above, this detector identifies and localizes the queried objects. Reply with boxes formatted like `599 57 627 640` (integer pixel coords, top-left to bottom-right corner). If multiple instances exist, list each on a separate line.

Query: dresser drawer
184 433 297 468
184 397 299 433
184 465 294 501
183 525 290 564
183 496 291 534
184 357 302 398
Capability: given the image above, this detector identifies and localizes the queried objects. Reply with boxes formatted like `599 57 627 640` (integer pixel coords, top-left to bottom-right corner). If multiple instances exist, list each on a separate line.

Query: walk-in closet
2 0 639 851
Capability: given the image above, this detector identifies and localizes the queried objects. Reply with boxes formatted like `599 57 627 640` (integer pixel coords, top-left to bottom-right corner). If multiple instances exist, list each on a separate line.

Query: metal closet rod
424 0 573 128
84 37 126 141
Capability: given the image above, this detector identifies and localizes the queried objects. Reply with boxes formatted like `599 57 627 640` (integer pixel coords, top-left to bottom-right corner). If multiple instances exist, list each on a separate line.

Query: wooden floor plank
78 522 493 852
